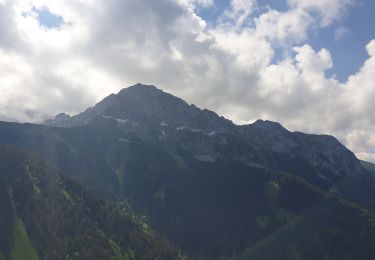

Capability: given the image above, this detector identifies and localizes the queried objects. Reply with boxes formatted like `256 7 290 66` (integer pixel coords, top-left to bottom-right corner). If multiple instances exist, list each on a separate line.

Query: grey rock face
45 83 233 132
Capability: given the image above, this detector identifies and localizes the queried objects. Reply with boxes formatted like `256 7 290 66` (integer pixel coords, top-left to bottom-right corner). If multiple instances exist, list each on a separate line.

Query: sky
0 0 374 161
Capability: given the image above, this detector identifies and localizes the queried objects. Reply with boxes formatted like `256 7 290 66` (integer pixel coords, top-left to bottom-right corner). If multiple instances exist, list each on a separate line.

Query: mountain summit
45 83 233 131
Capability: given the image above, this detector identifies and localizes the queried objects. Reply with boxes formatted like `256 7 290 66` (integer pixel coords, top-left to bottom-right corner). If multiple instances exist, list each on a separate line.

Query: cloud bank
0 0 374 161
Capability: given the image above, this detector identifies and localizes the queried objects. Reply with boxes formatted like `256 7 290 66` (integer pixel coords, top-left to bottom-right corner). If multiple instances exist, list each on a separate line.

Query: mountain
44 83 233 132
0 83 375 259
0 147 183 260
1 134 375 260
44 84 375 210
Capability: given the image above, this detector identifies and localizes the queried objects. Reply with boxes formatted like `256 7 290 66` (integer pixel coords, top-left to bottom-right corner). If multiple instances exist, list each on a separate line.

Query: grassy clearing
11 218 39 260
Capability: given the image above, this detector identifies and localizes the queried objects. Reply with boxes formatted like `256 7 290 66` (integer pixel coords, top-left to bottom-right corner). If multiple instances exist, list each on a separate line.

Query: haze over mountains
1 84 375 259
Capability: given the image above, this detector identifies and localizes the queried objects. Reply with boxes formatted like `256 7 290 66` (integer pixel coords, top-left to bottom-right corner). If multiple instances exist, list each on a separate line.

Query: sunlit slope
0 148 182 260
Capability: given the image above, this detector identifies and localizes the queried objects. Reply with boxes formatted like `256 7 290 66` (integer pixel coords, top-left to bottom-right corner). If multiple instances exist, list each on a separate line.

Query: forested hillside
0 148 183 260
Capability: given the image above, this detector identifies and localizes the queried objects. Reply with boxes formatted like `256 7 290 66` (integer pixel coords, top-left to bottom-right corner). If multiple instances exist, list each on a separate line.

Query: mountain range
1 83 375 259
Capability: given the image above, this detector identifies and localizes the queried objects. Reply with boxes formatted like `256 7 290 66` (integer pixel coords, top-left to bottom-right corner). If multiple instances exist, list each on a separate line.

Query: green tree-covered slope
0 148 183 260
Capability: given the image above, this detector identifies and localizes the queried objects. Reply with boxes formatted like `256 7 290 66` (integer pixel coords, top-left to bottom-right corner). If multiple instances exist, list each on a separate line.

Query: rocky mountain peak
44 83 233 131
118 83 159 94
251 119 288 132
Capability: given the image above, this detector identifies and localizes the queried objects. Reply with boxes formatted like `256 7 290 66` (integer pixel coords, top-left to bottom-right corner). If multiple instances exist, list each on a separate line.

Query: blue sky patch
33 7 65 29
